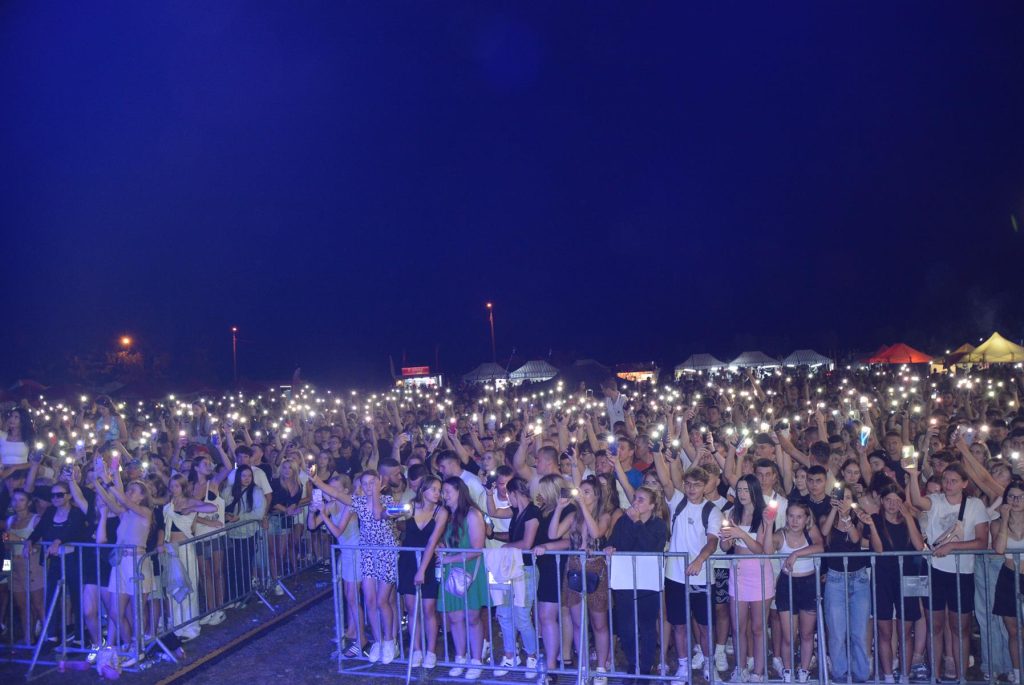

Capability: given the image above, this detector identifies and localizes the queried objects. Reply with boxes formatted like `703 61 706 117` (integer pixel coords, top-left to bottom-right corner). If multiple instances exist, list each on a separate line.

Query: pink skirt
728 556 775 602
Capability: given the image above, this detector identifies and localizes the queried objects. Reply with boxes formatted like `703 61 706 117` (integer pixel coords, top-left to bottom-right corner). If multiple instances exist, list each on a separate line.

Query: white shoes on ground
465 658 483 680
450 655 467 677
495 655 519 677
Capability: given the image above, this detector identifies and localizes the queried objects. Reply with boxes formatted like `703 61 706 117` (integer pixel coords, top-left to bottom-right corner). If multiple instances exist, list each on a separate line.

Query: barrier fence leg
404 587 420 685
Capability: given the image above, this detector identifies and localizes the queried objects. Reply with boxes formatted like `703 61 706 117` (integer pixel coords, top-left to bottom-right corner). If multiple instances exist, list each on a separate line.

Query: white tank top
778 529 815 575
1003 528 1024 569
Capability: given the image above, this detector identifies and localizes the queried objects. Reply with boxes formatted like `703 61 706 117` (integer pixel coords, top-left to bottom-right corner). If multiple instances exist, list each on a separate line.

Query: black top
871 513 923 574
607 514 669 553
534 505 576 569
824 520 869 573
508 503 541 566
29 506 89 566
801 494 832 527
271 479 302 511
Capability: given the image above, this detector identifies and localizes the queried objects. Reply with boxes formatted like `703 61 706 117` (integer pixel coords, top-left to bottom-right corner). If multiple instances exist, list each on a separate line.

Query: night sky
2 3 1023 387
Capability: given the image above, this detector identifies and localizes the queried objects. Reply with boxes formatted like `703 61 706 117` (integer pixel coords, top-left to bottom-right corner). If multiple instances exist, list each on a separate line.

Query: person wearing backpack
664 465 723 684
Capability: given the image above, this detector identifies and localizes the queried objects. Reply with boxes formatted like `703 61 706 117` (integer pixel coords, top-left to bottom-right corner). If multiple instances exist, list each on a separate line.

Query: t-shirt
802 494 832 528
508 503 541 566
459 470 488 511
605 394 626 428
923 493 988 574
665 492 723 586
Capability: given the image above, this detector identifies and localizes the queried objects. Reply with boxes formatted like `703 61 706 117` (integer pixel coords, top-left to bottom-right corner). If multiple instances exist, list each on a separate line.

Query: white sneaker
525 656 538 673
423 651 437 669
274 584 284 596
731 667 749 683
703 666 711 681
725 638 734 656
482 639 491 662
381 640 396 665
199 613 213 625
495 655 518 676
783 668 793 683
410 651 423 668
883 675 896 684
714 649 729 673
797 668 810 683
1008 670 1020 685
450 655 467 677
368 641 382 663
208 611 227 626
747 657 754 672
465 658 483 680
772 657 785 679
594 666 608 685
674 661 690 685
693 645 706 670
749 674 764 683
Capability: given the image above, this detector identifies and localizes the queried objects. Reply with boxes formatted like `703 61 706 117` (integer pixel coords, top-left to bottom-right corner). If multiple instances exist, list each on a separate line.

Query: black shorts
665 578 710 626
993 565 1024 618
712 568 730 606
929 567 974 613
874 569 923 621
774 572 817 613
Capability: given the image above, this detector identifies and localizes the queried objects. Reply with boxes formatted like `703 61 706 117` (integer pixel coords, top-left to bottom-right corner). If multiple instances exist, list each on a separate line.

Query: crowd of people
1 362 1024 685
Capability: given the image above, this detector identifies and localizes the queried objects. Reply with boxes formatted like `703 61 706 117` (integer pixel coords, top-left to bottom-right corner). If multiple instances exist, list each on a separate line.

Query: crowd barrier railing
329 544 1024 685
262 509 332 600
3 515 330 679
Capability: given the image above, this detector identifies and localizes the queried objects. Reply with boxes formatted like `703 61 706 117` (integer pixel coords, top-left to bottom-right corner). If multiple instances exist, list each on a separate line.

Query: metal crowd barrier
3 515 328 679
329 545 1024 685
263 509 332 600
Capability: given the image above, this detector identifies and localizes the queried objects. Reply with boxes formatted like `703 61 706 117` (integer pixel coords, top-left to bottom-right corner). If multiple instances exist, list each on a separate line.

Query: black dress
534 505 575 604
398 504 441 599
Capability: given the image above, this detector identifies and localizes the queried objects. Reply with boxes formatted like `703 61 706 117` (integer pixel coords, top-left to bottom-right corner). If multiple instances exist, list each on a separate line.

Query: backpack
672 498 715 533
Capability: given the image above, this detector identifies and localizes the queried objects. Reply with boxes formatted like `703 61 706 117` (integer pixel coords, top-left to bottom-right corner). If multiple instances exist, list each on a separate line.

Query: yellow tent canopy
959 332 1024 364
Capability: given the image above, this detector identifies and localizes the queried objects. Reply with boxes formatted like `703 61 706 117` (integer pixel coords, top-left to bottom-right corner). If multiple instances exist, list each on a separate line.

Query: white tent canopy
509 360 559 384
462 362 508 383
729 351 781 368
674 353 727 377
781 349 833 367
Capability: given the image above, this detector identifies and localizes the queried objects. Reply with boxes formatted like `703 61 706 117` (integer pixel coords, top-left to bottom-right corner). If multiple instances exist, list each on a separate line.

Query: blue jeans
825 567 871 682
495 565 538 657
975 554 1011 677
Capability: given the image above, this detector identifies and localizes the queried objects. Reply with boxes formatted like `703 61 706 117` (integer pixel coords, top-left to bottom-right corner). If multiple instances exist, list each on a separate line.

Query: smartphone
211 433 220 447
311 489 324 508
858 426 871 447
559 487 579 499
901 446 917 470
830 484 845 500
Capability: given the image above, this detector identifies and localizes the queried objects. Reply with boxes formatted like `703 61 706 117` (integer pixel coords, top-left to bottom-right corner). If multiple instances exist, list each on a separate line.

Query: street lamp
231 327 239 384
119 336 132 348
485 303 496 363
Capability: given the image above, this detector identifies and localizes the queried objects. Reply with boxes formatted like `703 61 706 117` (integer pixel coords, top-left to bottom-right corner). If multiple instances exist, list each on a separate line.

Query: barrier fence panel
329 545 1024 685
3 515 326 679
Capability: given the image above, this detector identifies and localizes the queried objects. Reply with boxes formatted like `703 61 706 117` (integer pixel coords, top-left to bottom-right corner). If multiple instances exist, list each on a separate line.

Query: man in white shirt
602 379 627 430
437 450 487 511
907 462 989 680
664 466 722 683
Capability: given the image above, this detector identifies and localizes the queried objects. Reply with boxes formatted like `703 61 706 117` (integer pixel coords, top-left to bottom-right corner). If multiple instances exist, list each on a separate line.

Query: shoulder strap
701 500 714 531
803 529 813 547
671 497 688 528
957 496 968 523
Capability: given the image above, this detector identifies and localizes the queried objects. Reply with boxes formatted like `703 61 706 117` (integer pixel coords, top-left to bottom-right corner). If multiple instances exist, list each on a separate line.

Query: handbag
108 546 125 568
567 568 600 594
445 559 480 597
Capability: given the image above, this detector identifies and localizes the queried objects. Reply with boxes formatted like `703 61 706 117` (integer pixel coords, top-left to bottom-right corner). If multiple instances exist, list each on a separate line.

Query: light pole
231 326 238 384
486 303 496 363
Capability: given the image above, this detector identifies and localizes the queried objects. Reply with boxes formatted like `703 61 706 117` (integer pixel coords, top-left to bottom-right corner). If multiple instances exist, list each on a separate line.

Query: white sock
715 644 726 656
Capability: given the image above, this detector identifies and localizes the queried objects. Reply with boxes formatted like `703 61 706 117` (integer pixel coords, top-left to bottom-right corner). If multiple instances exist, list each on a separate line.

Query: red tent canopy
868 343 933 364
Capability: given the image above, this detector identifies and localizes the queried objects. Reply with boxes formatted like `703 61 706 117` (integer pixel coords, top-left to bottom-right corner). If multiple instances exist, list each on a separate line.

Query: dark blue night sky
2 3 1023 386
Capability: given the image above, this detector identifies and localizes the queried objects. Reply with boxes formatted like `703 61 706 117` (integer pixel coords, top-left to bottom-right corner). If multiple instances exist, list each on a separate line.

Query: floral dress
351 494 399 584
